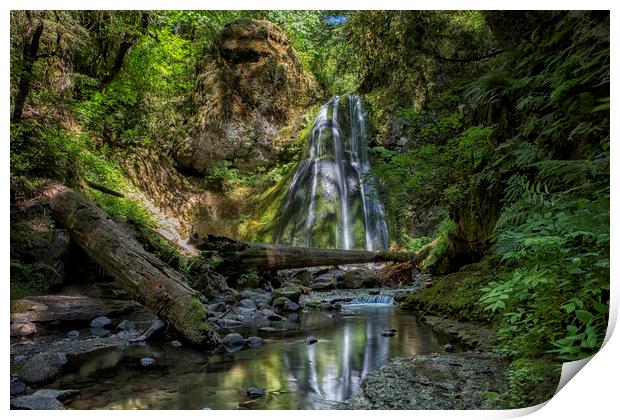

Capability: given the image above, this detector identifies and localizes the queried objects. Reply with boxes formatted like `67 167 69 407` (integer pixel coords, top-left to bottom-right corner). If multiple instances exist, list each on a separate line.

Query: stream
50 305 456 409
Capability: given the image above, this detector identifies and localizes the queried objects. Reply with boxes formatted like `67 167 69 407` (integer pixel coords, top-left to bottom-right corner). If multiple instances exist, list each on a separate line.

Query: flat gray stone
11 395 65 410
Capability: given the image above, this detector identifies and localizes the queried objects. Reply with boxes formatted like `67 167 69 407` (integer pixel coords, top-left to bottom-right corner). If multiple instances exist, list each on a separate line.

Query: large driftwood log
191 235 415 275
41 183 220 348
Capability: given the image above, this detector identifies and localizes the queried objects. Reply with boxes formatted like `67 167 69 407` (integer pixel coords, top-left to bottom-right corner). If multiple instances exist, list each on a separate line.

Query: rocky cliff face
175 19 321 173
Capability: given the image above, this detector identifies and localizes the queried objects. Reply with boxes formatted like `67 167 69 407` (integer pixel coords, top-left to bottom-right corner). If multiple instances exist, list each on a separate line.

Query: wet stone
305 336 318 345
65 330 80 340
382 330 396 337
246 336 263 348
10 381 27 397
246 387 266 398
90 316 112 329
170 340 183 347
140 358 155 367
10 395 65 410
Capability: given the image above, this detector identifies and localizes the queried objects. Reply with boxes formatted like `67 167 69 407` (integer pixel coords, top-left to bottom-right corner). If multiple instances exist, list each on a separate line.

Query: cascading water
276 94 389 251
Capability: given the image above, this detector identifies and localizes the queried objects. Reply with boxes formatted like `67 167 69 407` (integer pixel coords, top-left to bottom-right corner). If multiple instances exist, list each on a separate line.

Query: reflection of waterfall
276 94 389 251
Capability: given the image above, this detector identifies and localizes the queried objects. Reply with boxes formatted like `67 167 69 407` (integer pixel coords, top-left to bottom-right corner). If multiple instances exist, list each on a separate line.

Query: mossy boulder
272 286 303 304
176 19 321 173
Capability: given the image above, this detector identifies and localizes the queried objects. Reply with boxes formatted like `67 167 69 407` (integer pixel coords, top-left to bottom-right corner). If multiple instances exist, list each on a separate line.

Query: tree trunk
12 18 45 123
40 182 220 348
192 235 415 275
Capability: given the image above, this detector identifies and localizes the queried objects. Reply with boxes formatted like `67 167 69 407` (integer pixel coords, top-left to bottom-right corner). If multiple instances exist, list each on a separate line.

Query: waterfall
276 94 389 251
348 295 394 305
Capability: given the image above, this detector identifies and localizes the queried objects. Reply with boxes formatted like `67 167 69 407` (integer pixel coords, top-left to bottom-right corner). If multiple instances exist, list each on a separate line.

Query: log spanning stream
52 305 454 409
277 95 389 251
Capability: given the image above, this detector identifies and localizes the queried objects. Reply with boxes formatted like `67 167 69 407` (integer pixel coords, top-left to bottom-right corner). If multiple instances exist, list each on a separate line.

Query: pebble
170 340 183 347
65 330 80 340
140 358 155 367
246 386 266 398
14 355 27 364
90 316 112 329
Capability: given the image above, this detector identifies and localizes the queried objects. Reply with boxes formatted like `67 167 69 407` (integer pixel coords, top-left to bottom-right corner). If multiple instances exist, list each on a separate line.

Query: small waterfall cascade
348 295 394 305
276 95 389 250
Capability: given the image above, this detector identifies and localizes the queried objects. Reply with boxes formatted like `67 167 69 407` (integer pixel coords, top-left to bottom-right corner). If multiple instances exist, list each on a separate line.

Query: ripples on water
54 306 454 409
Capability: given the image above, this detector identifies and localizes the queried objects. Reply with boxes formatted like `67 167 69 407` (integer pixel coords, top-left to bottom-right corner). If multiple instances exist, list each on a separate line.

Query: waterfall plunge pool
51 306 458 409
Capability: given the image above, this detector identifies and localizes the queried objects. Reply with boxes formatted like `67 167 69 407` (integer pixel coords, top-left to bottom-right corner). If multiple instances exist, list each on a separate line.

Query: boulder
10 321 37 337
237 299 258 311
20 352 67 384
272 297 300 313
140 358 155 367
32 389 80 402
90 316 112 328
291 270 313 286
207 302 227 313
337 269 379 289
305 336 318 345
10 381 27 397
272 286 303 304
310 273 336 291
260 308 285 321
10 395 64 410
176 19 320 173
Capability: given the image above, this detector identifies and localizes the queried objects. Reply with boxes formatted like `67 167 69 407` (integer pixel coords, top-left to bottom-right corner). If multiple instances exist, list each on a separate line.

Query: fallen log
41 182 219 348
191 234 415 275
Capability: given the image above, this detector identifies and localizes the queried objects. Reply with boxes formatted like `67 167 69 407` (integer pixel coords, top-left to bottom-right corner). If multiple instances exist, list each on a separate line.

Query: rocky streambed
10 267 507 410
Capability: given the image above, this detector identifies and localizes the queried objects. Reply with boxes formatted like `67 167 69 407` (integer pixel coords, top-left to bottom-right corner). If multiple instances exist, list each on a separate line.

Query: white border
3 1 617 419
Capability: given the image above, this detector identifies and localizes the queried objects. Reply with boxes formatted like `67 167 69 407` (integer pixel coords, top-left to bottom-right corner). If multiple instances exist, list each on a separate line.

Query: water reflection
58 306 451 410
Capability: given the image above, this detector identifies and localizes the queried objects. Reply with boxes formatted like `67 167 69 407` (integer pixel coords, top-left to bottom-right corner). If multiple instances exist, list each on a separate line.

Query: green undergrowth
398 263 495 324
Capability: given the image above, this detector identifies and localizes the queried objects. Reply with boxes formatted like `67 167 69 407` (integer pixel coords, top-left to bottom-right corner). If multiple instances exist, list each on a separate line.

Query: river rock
10 321 37 337
13 355 27 364
140 358 155 367
10 381 27 396
292 270 313 286
240 290 272 306
21 352 66 384
207 302 227 313
33 389 80 402
382 330 396 337
272 297 300 313
10 395 65 410
170 340 183 347
65 330 80 340
90 316 112 328
222 333 246 352
272 286 303 304
237 299 257 311
305 336 318 345
260 308 283 320
338 352 509 409
246 387 266 398
310 273 335 290
338 269 378 289
246 336 263 347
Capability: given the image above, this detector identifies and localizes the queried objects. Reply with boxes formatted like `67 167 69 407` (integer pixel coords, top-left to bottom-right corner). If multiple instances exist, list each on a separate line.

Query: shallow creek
50 305 457 409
